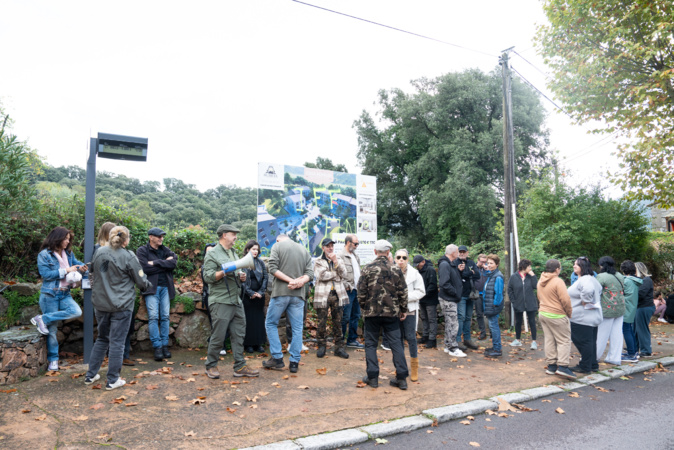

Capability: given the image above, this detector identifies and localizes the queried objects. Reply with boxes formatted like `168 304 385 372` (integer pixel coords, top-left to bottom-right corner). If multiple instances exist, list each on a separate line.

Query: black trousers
571 322 598 372
514 310 538 340
364 316 409 380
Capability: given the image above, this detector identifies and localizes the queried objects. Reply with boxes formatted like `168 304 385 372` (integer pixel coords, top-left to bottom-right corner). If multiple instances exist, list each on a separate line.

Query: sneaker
658 318 668 323
262 357 285 370
390 378 408 390
569 365 590 374
510 339 522 347
31 315 49 335
545 364 558 375
443 347 450 353
205 367 220 379
84 374 100 385
531 341 538 350
234 365 260 377
123 358 136 366
362 375 378 388
347 341 365 349
478 331 487 340
289 362 299 373
48 361 59 371
106 378 126 390
555 366 577 379
301 344 309 351
622 354 638 363
381 344 391 351
447 348 467 358
219 349 227 356
464 340 479 350
484 349 502 357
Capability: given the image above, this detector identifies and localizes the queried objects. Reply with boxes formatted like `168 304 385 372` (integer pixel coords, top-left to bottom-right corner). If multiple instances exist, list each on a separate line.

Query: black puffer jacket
437 256 462 303
507 271 539 312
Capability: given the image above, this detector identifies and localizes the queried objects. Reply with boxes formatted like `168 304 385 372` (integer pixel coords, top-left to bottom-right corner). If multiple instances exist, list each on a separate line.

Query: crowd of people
29 223 674 390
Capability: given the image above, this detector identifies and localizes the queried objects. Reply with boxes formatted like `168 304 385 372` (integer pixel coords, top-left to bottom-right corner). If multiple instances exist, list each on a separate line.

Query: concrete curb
242 356 674 450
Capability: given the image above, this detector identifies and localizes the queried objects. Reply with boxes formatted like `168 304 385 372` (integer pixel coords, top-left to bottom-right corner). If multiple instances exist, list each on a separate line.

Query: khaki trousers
540 315 571 367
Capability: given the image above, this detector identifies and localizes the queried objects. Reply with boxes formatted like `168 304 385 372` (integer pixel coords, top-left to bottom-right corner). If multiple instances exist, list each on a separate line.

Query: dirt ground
1 323 673 449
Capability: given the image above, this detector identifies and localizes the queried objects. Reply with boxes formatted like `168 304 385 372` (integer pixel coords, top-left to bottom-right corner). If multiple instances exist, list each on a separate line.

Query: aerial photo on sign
257 162 376 261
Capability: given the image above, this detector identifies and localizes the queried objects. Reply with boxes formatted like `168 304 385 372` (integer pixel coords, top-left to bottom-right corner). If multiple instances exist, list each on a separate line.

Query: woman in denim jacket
32 227 87 371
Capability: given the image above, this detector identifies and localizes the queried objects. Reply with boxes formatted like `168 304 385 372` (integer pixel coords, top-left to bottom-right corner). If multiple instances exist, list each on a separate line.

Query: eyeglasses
352 242 360 247
396 255 408 260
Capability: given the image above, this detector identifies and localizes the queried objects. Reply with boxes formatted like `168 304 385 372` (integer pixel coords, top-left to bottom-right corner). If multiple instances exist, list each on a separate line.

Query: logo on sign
264 166 278 178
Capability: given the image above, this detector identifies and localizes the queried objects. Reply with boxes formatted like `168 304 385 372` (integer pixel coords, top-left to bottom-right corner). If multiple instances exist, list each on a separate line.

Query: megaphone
221 252 256 274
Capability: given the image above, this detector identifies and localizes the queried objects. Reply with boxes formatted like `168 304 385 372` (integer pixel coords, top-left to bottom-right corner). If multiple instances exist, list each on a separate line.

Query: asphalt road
355 368 674 450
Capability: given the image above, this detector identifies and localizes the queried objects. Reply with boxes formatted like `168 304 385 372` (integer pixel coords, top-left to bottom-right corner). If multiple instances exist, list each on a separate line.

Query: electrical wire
510 65 573 118
291 0 498 58
512 50 550 80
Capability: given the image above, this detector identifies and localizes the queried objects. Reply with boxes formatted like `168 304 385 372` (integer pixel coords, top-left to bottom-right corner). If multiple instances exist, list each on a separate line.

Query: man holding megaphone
202 224 260 379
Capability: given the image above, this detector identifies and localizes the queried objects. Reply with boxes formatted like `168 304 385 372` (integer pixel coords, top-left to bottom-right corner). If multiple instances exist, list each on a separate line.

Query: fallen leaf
460 420 472 425
467 416 475 421
257 391 270 396
0 389 17 393
316 367 327 375
282 375 289 380
192 398 206 405
497 413 510 418
21 409 31 413
512 403 537 412
35 414 47 421
297 385 310 389
594 386 612 393
271 382 280 387
541 399 552 403
125 403 138 407
555 407 565 414
484 426 495 430
71 373 85 379
165 396 179 401
497 397 518 412
356 381 367 388
186 378 196 383
166 362 174 365
232 401 242 406
485 418 491 422
145 385 159 390
485 409 497 415
226 407 237 413
375 438 388 444
427 430 433 434
469 442 481 447
73 415 88 421
91 384 102 390
249 404 258 409
184 431 196 437
569 392 580 398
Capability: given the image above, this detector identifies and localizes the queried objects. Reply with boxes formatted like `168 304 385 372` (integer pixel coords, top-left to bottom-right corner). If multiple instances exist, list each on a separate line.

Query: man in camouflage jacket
357 239 409 390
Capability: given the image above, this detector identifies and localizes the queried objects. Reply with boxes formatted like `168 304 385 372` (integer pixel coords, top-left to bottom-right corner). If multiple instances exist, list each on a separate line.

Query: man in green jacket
203 224 259 379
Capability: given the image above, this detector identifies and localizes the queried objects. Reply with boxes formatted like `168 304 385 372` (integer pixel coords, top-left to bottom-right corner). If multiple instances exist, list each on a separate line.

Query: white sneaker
531 341 538 350
48 361 59 371
447 348 467 358
510 339 522 347
219 349 227 355
84 374 100 385
658 318 668 323
106 378 126 390
443 347 450 353
302 344 309 351
381 344 391 351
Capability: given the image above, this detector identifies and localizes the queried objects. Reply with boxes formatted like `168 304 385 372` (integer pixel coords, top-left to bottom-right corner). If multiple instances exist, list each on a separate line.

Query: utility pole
500 48 516 327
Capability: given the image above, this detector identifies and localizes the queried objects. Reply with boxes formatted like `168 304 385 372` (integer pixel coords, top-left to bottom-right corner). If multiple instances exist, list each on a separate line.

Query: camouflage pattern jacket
357 255 408 318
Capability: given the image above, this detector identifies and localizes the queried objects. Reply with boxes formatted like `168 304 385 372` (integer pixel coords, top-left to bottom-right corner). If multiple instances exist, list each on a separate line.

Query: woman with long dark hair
32 227 87 371
242 240 268 353
634 262 655 357
568 257 602 374
507 258 539 349
595 256 625 366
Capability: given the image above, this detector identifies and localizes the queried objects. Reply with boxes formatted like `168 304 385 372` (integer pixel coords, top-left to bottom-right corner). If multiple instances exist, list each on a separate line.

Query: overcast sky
1 0 621 194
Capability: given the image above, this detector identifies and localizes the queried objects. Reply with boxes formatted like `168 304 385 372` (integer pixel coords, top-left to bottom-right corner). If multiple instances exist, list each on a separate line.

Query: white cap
374 239 393 252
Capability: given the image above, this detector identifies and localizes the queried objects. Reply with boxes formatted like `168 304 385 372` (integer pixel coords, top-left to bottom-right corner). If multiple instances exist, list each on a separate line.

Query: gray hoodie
568 275 603 327
91 246 152 312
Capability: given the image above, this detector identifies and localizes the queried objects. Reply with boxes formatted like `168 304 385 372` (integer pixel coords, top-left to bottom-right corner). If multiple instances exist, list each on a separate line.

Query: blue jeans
145 286 170 348
622 321 637 356
39 290 82 362
342 289 361 343
487 314 501 352
265 296 305 363
456 297 474 342
634 306 656 354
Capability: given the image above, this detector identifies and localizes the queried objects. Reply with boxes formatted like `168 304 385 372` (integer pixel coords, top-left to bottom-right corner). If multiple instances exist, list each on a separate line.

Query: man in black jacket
413 255 439 348
437 244 466 358
136 227 178 362
456 246 481 351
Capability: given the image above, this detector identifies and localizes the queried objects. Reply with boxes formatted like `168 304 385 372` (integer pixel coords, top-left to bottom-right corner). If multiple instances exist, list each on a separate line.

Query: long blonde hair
97 222 116 246
109 226 130 250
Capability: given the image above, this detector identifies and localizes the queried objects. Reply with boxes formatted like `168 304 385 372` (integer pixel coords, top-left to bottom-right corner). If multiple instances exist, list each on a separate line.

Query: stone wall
0 327 47 385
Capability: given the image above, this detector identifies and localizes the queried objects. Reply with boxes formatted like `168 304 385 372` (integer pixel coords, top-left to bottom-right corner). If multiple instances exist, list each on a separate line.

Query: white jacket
404 264 426 312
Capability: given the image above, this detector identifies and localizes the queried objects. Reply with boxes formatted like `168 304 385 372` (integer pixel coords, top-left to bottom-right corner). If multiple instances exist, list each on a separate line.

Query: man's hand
166 256 174 261
458 262 466 271
239 272 246 282
148 261 154 266
328 252 338 264
399 312 407 321
528 269 535 276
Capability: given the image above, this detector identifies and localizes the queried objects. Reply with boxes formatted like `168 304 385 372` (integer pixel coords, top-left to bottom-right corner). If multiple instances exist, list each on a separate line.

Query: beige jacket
313 256 349 308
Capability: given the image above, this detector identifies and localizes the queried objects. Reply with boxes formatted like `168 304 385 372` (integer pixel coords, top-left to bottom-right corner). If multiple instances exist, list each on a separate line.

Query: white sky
0 0 621 194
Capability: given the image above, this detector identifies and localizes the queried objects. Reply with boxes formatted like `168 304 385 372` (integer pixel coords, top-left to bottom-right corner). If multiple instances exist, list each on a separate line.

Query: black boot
317 346 326 358
334 348 349 359
162 346 172 359
390 378 408 390
425 339 437 349
154 347 164 361
419 336 428 345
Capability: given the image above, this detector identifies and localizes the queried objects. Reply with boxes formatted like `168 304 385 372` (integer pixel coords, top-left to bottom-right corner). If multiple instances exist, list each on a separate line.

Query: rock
0 372 7 385
9 283 41 296
2 348 27 371
136 324 149 342
24 344 36 359
174 310 210 348
63 316 84 325
136 339 154 352
170 302 185 314
136 298 148 321
62 325 72 335
66 328 84 343
61 339 83 355
7 366 30 384
57 330 65 344
194 300 207 311
180 292 201 302
0 294 8 316
19 305 42 325
169 313 181 325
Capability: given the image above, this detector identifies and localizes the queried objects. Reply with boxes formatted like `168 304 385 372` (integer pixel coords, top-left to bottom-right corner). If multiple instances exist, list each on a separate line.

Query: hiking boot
289 361 299 373
106 378 126 390
262 357 285 370
418 336 428 345
316 346 326 358
362 375 378 388
334 348 349 359
555 366 577 379
510 339 523 347
234 365 260 377
245 346 255 353
425 339 437 349
457 342 468 351
153 347 164 361
347 341 365 349
464 339 478 350
390 378 408 390
478 331 487 340
205 367 220 379
162 346 172 359
254 345 266 353
545 364 558 375
84 374 100 385
484 349 502 357
31 315 49 335
123 358 136 366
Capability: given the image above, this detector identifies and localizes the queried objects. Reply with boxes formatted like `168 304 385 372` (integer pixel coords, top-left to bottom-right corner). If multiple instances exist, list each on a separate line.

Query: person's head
486 254 500 271
654 290 662 300
276 234 289 243
598 256 616 275
574 256 593 277
620 259 636 276
395 248 409 269
97 222 116 246
344 234 359 253
216 224 241 249
148 227 166 249
458 245 469 260
321 238 335 257
544 259 561 274
109 226 130 250
413 255 425 270
445 244 459 260
518 259 532 273
477 253 487 268
374 239 392 258
244 240 260 258
41 227 73 252
635 262 651 278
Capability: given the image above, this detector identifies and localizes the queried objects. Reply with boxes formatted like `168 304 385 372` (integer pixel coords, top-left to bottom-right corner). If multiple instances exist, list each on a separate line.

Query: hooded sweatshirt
568 274 603 327
537 271 572 318
623 275 643 323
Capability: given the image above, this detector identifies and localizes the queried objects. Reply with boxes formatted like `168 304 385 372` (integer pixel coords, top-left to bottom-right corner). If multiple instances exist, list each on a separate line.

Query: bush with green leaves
1 290 40 331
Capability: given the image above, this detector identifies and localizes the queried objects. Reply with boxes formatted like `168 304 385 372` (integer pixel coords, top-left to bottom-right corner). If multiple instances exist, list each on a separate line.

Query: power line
291 0 497 58
510 65 573 118
512 50 550 80
564 136 619 163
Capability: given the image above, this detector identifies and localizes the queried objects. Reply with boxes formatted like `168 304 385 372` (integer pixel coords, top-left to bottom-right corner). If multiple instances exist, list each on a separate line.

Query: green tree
304 157 348 173
536 0 674 206
354 68 550 247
